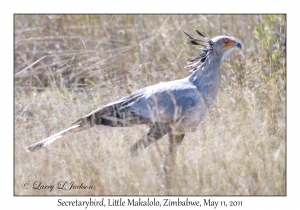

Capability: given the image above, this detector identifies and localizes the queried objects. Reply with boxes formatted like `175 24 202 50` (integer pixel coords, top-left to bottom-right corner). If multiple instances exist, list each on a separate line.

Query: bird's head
184 30 242 71
211 35 242 58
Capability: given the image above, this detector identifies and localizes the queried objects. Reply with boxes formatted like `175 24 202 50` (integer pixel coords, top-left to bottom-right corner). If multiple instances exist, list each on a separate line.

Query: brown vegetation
14 14 286 195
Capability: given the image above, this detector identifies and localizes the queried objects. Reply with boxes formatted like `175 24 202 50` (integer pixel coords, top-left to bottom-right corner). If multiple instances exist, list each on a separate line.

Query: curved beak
235 41 242 49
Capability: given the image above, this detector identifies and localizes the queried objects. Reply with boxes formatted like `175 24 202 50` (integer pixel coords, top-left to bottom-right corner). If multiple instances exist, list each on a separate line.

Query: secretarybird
25 30 241 188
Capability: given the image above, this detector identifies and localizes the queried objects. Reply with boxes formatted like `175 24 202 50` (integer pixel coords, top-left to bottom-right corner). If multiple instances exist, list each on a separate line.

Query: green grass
14 14 286 195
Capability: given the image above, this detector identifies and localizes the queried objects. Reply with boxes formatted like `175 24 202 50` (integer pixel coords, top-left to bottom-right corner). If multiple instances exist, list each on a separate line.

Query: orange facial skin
220 37 237 48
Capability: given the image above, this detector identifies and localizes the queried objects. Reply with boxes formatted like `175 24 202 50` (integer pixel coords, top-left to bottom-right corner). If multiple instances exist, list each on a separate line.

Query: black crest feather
183 30 214 71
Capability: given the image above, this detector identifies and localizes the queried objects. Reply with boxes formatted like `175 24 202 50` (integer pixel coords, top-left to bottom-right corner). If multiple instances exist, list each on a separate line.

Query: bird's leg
130 122 171 156
162 133 185 193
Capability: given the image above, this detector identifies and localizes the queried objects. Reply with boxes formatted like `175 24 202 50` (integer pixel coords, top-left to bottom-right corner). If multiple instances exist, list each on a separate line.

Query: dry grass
14 14 286 195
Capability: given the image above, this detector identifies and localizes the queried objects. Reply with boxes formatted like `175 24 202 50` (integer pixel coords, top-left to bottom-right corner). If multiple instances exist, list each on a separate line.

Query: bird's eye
224 39 228 44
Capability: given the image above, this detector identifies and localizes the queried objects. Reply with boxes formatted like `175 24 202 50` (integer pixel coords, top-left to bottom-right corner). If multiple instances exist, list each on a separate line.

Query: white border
4 0 297 209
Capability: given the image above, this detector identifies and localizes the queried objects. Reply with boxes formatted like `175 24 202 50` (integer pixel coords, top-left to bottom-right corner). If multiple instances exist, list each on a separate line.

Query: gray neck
188 54 223 106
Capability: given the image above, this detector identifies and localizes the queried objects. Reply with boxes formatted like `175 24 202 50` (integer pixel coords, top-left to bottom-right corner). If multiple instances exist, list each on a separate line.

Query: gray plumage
25 30 241 155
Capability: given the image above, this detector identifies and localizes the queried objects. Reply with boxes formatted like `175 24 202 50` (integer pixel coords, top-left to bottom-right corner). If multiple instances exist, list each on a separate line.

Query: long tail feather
25 91 148 153
25 124 80 152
